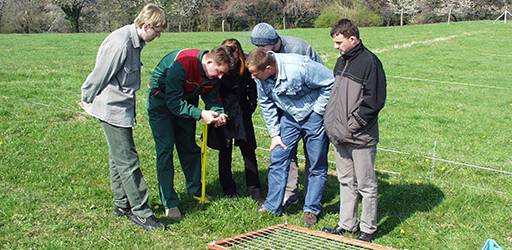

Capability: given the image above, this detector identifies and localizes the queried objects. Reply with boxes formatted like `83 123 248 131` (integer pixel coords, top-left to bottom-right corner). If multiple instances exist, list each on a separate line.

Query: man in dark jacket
322 19 386 242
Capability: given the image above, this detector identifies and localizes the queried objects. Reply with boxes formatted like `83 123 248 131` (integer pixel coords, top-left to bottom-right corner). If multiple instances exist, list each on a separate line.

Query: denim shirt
256 52 334 137
81 24 144 128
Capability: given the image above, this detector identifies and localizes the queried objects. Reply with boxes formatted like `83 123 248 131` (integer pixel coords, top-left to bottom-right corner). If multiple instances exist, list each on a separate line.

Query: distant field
0 21 511 249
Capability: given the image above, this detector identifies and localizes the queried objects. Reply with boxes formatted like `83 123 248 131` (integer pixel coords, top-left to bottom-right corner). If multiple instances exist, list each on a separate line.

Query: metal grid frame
208 224 395 250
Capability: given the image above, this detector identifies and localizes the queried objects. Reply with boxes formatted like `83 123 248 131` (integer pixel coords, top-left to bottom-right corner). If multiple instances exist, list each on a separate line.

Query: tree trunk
0 0 5 27
61 5 82 32
400 8 403 26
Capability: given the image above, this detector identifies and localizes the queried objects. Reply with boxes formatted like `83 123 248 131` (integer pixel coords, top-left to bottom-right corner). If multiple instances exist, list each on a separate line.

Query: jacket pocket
121 64 141 90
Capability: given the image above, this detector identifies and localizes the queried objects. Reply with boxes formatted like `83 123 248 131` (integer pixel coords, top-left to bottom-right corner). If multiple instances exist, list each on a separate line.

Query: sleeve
256 80 280 137
164 64 203 120
303 59 335 115
81 40 127 103
202 83 224 114
307 46 324 65
353 58 387 126
245 70 258 113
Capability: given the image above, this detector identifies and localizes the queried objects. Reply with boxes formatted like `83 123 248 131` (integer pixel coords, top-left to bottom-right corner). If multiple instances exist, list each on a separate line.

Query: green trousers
148 108 202 209
100 121 153 218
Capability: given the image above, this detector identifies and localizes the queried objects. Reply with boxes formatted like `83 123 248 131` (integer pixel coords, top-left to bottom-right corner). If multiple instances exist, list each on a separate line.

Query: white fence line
388 75 511 90
253 126 512 176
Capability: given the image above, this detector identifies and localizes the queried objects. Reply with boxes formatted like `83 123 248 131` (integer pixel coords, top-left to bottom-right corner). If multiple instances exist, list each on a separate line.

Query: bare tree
53 0 94 32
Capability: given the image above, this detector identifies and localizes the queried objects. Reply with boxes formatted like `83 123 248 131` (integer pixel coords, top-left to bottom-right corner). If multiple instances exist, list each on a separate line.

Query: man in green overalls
147 46 235 219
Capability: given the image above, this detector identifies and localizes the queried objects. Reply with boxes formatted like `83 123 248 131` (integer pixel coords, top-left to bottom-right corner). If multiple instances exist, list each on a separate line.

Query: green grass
1 20 511 249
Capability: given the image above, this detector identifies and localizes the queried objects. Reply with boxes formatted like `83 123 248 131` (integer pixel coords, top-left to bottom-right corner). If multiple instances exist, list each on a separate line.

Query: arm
351 59 387 129
256 80 280 138
164 64 203 120
244 70 258 113
81 40 127 103
306 46 324 65
304 59 335 115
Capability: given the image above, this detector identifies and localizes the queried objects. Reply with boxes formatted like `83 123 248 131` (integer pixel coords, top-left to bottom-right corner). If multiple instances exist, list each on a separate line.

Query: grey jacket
279 35 324 64
81 24 144 128
324 43 386 146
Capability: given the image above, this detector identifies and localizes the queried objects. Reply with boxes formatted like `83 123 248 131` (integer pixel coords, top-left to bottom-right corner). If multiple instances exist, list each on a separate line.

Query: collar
129 24 144 49
198 50 208 79
342 41 364 59
269 51 287 82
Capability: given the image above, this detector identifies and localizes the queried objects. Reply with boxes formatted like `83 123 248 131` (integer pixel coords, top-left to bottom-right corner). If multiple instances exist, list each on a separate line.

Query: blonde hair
134 4 167 30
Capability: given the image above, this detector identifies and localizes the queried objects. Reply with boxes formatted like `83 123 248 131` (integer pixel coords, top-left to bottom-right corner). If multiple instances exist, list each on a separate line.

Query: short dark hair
330 18 359 39
245 47 276 71
210 45 236 71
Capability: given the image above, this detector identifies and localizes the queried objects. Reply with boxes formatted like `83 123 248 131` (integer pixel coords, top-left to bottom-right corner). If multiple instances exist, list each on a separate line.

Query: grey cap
250 23 279 46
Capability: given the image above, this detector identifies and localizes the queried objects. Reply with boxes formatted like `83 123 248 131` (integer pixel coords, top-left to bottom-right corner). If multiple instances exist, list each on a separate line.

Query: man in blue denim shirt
251 23 324 207
246 48 334 226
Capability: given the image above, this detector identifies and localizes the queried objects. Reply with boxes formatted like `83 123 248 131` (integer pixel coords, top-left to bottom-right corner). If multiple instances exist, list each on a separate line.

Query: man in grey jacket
250 22 323 208
80 4 167 231
322 19 387 242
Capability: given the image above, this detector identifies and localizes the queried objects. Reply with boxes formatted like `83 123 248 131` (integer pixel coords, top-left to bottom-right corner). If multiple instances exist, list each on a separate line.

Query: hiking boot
303 212 317 226
112 206 132 217
165 207 182 220
129 214 165 231
358 231 376 242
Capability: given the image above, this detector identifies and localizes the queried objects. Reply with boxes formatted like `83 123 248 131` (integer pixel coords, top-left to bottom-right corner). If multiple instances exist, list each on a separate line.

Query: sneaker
358 231 376 242
282 196 299 208
257 205 271 214
322 225 352 235
129 214 165 231
165 207 182 220
112 206 132 217
303 212 317 226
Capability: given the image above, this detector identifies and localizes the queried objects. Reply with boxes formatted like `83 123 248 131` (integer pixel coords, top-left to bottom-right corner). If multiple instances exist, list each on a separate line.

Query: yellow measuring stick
194 123 209 204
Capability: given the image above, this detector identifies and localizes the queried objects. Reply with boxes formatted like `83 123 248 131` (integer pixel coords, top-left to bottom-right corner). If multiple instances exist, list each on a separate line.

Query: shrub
314 1 383 28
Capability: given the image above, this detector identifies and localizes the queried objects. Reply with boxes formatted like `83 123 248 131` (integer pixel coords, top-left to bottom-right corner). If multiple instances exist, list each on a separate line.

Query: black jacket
207 65 258 150
324 42 386 146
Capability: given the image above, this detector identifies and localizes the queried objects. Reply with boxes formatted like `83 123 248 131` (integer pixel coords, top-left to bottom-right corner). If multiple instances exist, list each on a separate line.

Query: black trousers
218 139 261 195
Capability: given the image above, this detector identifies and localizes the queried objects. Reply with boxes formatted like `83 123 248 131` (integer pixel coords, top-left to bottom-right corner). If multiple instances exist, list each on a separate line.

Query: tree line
0 0 508 33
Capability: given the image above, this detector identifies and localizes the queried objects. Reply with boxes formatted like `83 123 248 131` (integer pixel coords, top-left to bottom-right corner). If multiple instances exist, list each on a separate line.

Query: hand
201 110 219 124
269 136 287 151
213 114 228 127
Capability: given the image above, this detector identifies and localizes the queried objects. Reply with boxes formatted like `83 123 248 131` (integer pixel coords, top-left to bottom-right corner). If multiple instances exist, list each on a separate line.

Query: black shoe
112 206 132 217
129 215 165 231
247 188 264 204
282 197 299 208
225 193 239 200
322 225 358 235
358 231 376 242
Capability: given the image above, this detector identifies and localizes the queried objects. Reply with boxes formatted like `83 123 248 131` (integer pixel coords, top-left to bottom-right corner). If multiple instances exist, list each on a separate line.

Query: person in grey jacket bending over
322 18 387 243
246 48 334 226
80 4 166 231
250 22 323 208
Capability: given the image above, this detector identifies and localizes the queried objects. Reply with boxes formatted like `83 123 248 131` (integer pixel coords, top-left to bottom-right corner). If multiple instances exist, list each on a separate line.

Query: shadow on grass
376 175 444 237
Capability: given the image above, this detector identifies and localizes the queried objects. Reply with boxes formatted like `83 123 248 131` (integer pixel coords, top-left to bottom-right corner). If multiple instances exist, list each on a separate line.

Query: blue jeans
262 112 328 215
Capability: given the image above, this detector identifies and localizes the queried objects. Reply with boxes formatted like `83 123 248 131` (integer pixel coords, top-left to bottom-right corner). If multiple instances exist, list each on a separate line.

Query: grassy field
1 20 511 249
